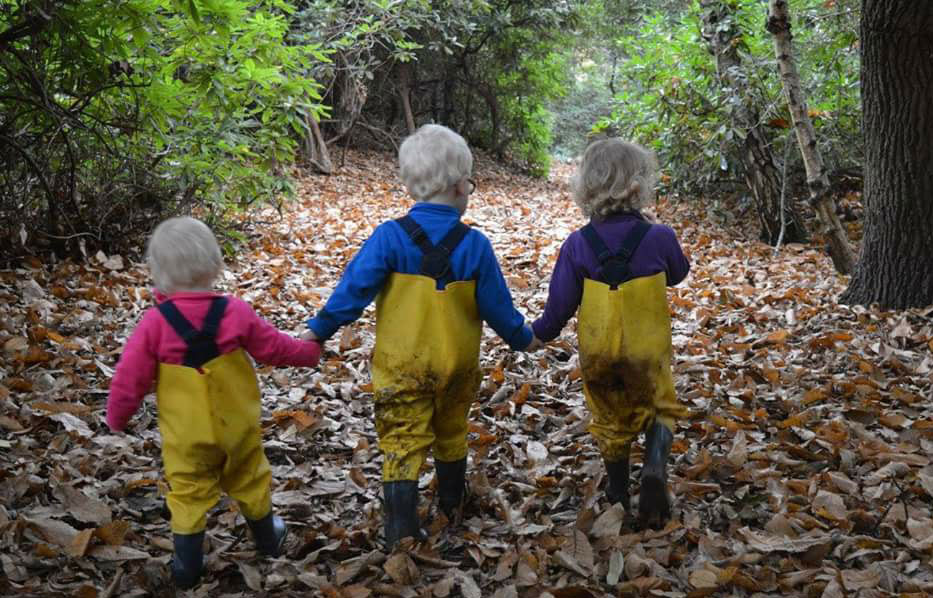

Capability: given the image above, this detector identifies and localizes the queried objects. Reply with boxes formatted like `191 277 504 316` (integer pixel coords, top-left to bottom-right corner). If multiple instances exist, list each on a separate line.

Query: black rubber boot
383 481 423 550
604 456 631 510
435 457 467 520
639 421 673 528
247 512 288 557
171 532 205 589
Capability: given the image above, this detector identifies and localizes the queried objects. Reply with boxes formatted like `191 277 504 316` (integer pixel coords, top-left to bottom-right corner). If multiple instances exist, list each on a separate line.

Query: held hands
524 326 544 352
300 329 320 342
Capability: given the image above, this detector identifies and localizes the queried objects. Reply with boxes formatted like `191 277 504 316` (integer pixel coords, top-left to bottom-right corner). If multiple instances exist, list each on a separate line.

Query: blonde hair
398 124 473 201
572 139 659 219
146 217 223 294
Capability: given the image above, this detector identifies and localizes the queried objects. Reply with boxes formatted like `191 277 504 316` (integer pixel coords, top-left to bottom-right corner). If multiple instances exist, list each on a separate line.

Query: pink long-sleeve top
107 291 321 432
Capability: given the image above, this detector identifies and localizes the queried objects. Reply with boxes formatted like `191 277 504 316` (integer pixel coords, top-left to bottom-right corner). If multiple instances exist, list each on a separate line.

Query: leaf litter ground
1 150 932 598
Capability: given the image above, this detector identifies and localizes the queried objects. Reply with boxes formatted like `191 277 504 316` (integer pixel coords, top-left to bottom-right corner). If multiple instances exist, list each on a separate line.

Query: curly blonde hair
572 139 659 219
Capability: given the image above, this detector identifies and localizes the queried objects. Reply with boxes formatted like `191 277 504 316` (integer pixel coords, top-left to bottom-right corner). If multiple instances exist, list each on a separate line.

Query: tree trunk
397 62 416 135
700 0 808 245
304 112 333 175
476 83 500 156
767 0 857 275
840 2 933 308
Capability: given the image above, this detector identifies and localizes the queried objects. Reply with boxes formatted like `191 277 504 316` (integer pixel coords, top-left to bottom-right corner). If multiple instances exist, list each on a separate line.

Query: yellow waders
577 272 686 462
157 348 272 534
372 273 482 481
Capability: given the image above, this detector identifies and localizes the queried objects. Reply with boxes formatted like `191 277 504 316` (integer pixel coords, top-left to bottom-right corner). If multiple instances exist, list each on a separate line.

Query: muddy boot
247 512 288 557
435 457 467 521
639 421 673 528
383 481 423 550
604 456 631 510
171 532 205 589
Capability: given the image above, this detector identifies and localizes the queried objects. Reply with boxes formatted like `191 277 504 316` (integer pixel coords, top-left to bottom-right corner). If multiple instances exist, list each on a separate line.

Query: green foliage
297 0 580 177
144 0 328 207
441 1 579 175
553 0 861 196
488 23 573 175
0 0 326 255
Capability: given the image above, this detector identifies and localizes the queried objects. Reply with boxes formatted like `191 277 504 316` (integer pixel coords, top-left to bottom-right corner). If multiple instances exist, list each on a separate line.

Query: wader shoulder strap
396 215 471 283
156 300 199 344
156 297 228 368
580 220 652 288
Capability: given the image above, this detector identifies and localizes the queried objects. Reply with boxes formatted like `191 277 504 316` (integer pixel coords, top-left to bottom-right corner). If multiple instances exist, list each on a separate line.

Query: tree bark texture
700 0 809 245
766 0 857 275
304 112 333 175
840 2 933 308
397 62 417 135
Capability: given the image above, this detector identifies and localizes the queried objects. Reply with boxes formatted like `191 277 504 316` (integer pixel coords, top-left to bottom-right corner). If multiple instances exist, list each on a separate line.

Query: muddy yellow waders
576 221 687 463
373 216 482 547
155 298 272 535
371 217 482 482
372 217 482 482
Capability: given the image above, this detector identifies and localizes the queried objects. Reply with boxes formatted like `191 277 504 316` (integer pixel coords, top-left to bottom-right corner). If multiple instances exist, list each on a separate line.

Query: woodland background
2 0 933 597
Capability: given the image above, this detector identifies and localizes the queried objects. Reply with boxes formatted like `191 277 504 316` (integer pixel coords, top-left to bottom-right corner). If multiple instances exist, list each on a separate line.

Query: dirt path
1 150 931 596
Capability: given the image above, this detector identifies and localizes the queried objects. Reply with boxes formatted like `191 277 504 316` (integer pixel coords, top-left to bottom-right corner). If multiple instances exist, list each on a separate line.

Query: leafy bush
0 0 326 257
552 0 861 196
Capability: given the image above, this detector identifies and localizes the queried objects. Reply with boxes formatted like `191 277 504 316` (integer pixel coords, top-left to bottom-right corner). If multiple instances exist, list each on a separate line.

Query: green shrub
0 0 327 256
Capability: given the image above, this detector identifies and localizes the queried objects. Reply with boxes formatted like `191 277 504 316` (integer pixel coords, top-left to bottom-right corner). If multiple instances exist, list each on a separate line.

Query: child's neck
423 192 457 208
423 191 466 215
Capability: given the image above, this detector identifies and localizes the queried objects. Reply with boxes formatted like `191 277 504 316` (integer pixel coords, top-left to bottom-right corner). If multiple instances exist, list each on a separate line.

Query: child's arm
659 226 690 286
474 237 535 350
306 226 393 341
107 313 159 432
232 298 321 367
531 240 584 343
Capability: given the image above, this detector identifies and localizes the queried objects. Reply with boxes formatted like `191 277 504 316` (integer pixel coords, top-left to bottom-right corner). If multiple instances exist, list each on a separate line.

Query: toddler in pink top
107 216 320 589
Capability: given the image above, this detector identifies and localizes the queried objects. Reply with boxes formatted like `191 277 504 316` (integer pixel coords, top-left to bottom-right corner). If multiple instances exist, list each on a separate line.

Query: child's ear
455 178 471 196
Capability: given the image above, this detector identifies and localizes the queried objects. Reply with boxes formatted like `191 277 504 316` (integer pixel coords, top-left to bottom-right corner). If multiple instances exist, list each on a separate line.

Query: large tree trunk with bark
766 0 857 275
700 0 808 245
840 2 933 308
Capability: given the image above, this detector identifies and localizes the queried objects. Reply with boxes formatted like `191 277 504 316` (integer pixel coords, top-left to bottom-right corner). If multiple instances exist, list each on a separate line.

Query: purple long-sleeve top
532 211 690 342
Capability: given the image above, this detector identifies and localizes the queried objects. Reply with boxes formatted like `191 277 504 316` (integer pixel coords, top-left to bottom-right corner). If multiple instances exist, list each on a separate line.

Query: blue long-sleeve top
307 203 533 351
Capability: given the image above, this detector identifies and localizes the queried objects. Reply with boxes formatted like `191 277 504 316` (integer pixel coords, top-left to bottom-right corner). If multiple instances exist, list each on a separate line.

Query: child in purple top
533 139 689 528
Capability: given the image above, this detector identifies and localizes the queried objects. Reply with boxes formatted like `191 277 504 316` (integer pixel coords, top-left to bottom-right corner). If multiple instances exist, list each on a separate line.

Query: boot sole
638 472 671 529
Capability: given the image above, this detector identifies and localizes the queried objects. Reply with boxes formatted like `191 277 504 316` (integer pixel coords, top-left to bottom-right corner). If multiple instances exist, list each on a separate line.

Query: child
107 217 321 589
532 139 689 528
302 124 540 548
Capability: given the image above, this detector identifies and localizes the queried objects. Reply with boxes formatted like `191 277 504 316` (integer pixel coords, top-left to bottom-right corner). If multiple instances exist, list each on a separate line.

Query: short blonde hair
572 139 659 219
398 124 473 201
146 217 223 294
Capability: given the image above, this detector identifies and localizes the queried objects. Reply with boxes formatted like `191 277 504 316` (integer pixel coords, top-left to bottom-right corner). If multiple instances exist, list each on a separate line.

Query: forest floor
1 150 932 598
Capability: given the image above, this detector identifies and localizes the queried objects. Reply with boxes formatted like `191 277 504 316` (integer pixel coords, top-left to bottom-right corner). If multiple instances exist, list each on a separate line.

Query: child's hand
300 329 319 342
524 329 544 352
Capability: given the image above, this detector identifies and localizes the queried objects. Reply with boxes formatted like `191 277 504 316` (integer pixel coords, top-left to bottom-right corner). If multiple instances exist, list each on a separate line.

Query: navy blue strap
156 297 228 368
580 221 652 287
437 222 471 256
200 296 228 338
580 224 614 266
396 215 433 255
617 220 651 262
157 300 200 344
396 216 471 284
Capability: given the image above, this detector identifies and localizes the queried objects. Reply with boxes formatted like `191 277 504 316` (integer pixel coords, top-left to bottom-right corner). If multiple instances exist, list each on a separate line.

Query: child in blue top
303 124 540 547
